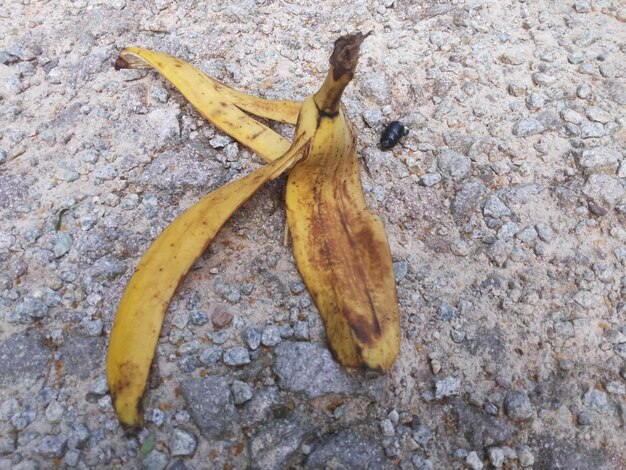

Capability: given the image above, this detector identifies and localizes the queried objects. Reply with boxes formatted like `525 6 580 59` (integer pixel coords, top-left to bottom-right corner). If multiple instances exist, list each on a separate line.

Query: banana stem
313 32 369 115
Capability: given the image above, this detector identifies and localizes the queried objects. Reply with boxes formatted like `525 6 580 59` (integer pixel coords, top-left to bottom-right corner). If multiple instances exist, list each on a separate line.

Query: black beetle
380 121 405 150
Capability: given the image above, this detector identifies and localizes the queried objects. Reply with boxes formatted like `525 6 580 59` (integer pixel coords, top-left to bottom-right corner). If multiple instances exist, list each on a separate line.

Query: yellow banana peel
107 33 400 427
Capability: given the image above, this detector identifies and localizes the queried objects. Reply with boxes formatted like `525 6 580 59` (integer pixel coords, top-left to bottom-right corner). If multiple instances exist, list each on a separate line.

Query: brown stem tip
330 31 371 80
114 56 131 71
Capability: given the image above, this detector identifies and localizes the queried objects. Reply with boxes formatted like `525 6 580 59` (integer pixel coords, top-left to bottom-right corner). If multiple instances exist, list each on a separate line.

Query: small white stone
466 451 484 470
517 445 535 467
586 106 611 124
170 428 197 457
380 418 395 437
45 401 64 424
388 409 400 425
560 108 584 123
487 447 505 468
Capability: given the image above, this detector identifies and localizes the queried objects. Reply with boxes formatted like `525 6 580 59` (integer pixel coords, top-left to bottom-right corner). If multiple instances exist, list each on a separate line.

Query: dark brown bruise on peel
347 311 379 346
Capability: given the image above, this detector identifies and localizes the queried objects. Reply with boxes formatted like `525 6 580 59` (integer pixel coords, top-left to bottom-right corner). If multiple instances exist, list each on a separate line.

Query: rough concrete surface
1 0 625 468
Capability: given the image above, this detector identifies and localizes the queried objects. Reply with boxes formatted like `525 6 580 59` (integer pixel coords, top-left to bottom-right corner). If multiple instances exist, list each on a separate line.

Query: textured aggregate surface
1 0 626 469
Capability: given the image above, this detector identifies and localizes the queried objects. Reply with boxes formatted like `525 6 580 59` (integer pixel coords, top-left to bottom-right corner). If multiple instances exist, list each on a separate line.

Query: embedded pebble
535 223 554 242
210 330 229 345
380 418 395 437
421 172 442 187
437 148 471 181
393 260 408 282
261 325 282 347
190 310 208 326
577 147 620 175
516 226 537 243
574 0 591 13
577 411 595 426
44 401 64 424
583 174 625 207
293 321 309 340
586 107 611 124
211 305 234 329
508 81 527 97
578 63 596 75
223 347 250 366
11 410 37 430
487 447 505 468
232 380 254 405
143 450 170 470
483 195 511 218
273 342 352 397
526 92 544 110
504 391 533 421
580 122 605 139
435 377 461 399
437 302 459 321
36 435 68 458
497 222 519 240
577 84 591 99
199 345 222 365
513 118 544 137
169 428 197 457
466 451 484 470
531 72 555 87
561 108 584 123
517 445 535 467
53 233 73 258
90 375 108 395
243 328 262 350
583 389 609 414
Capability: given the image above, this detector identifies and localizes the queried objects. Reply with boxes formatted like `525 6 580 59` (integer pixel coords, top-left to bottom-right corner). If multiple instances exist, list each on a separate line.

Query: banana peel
107 33 400 427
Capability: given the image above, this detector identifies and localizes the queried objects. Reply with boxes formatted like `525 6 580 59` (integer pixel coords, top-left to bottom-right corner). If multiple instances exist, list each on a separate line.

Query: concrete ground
1 0 625 468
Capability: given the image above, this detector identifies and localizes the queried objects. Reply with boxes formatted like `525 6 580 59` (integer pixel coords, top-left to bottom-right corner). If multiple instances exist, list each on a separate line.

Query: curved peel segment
106 138 310 426
286 111 400 371
116 48 301 162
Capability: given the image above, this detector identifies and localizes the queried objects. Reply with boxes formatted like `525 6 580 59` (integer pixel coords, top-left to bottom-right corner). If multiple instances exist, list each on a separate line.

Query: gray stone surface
58 334 106 379
142 450 169 470
274 342 352 397
583 174 625 207
250 419 306 470
483 195 511 218
437 148 471 181
231 380 254 405
180 377 239 440
577 147 621 175
0 331 50 384
513 118 544 137
435 377 461 399
306 428 387 469
223 346 250 366
583 389 610 414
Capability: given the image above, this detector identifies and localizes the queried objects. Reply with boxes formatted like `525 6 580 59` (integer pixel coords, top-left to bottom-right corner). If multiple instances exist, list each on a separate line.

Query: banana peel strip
116 48 300 162
286 121 400 371
106 137 310 426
